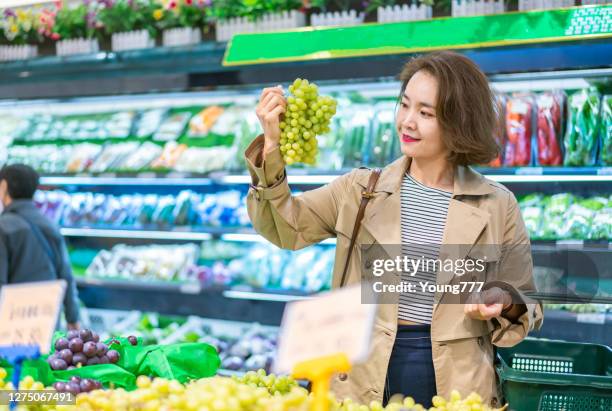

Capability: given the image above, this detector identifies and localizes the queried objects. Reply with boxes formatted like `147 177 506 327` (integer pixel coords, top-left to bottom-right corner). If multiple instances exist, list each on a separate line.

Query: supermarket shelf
61 227 609 248
529 309 611 346
61 227 213 241
60 227 337 244
75 279 310 325
1 16 610 99
40 175 214 186
39 167 612 187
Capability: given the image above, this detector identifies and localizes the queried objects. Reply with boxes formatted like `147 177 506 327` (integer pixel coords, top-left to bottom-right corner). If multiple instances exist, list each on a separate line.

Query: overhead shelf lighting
60 228 212 241
220 233 336 244
40 176 212 186
41 167 612 187
486 175 612 183
222 290 309 302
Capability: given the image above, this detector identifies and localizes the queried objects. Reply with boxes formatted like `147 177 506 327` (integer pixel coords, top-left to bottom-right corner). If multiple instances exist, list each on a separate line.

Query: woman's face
396 70 449 162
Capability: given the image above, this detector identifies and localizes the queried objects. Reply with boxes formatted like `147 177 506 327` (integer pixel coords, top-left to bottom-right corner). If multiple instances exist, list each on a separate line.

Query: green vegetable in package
601 95 612 165
563 89 601 166
368 103 399 167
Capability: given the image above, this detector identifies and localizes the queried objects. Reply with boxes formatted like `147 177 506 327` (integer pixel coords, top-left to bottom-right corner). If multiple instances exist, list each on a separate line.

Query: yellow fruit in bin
0 367 7 380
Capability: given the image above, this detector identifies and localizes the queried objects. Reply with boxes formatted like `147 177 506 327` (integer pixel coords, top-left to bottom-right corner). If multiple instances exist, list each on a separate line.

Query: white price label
179 283 202 294
273 284 377 374
576 313 606 325
516 167 543 176
0 280 66 354
597 167 612 176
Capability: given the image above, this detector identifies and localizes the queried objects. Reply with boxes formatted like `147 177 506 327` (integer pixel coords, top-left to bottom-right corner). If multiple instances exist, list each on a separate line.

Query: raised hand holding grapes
255 79 337 166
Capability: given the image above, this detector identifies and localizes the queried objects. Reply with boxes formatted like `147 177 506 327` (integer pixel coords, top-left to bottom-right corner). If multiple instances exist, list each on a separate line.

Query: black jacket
0 199 80 323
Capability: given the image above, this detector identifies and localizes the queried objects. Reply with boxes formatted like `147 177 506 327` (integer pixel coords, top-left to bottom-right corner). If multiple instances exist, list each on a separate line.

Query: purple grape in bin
107 350 120 364
58 349 73 364
55 338 69 351
87 357 100 366
69 338 83 353
99 355 109 364
53 382 66 392
96 342 108 356
65 382 80 395
79 329 93 342
127 336 138 346
67 330 79 340
50 358 67 371
83 341 97 358
72 352 87 366
91 332 100 343
80 379 96 393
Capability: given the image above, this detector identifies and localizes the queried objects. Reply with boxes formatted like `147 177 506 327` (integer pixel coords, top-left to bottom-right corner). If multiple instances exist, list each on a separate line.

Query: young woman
245 51 543 408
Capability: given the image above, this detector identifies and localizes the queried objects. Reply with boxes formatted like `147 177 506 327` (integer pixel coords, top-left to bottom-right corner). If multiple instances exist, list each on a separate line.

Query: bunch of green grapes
279 78 337 166
232 369 298 395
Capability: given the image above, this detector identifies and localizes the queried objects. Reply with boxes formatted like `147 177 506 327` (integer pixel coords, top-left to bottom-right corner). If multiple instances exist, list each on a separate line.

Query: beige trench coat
245 135 543 408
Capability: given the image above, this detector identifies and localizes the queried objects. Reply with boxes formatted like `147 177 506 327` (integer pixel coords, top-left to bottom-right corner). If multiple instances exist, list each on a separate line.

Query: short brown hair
399 51 500 166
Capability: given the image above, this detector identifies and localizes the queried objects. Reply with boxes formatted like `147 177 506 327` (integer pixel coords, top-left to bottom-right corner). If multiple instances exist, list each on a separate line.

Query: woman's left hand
464 287 512 321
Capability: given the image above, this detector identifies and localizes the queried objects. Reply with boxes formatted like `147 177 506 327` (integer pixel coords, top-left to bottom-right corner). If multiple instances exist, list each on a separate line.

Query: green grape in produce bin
279 78 338 166
232 369 298 395
0 366 507 411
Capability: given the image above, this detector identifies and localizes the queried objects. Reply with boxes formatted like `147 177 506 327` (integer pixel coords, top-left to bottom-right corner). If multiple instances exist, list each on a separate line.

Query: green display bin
496 338 612 411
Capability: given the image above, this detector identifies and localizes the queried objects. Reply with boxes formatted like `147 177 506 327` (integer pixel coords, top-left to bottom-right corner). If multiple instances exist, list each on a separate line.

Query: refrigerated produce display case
0 3 610 411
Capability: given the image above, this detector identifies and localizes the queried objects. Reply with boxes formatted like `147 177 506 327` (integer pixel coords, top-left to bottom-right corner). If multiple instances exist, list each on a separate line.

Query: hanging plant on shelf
97 0 158 37
52 1 100 41
153 0 209 30
0 8 46 45
209 0 303 22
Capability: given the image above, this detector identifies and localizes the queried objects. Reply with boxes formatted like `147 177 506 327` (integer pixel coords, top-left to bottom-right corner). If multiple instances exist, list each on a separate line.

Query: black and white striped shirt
399 173 452 324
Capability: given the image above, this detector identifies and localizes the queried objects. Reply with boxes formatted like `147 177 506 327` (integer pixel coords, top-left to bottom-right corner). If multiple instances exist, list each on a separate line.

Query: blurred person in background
0 164 80 329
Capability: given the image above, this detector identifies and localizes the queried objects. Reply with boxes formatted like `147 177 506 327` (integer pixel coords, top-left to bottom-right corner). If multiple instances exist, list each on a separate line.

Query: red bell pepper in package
488 94 506 167
536 92 565 166
504 95 533 166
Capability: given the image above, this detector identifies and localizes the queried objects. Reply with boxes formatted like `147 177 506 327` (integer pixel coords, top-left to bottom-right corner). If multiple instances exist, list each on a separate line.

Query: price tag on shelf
597 167 612 176
0 280 66 354
137 172 156 179
273 284 377 374
179 283 202 294
516 167 543 175
576 313 606 325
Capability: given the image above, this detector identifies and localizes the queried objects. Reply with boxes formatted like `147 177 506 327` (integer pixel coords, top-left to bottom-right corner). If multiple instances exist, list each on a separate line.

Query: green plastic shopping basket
496 338 612 411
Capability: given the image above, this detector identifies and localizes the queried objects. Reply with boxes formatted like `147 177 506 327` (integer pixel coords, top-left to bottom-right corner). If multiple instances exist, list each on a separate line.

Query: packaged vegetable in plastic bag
153 111 192 141
488 93 506 167
136 109 167 138
540 193 573 240
188 106 225 138
518 194 544 239
564 89 601 166
504 94 533 166
536 91 565 166
340 104 374 168
368 101 399 167
601 95 611 165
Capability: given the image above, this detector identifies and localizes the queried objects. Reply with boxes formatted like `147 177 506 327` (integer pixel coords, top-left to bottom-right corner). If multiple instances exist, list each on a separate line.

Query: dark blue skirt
383 324 436 408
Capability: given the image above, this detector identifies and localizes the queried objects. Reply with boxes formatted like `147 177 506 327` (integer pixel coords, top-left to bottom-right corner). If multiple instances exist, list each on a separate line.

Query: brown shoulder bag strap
339 168 382 288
